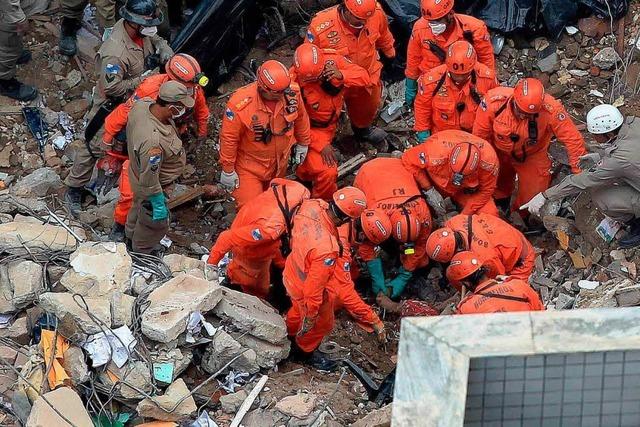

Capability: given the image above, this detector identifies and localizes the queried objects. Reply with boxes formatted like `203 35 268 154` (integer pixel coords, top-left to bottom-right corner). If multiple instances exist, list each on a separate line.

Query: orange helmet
513 78 545 114
421 0 454 20
449 142 480 187
446 41 477 74
257 60 291 92
426 227 456 262
389 208 421 243
165 53 209 87
344 0 377 20
360 209 392 244
293 44 325 82
446 251 482 282
333 186 367 219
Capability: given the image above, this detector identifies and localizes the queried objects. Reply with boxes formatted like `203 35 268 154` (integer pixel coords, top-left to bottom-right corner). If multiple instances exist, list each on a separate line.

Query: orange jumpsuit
329 223 381 331
405 13 495 80
456 277 544 314
219 82 311 209
446 213 535 281
473 87 587 210
113 159 133 225
414 63 497 134
208 179 310 299
353 157 432 271
401 129 500 215
306 4 395 129
291 50 371 200
283 199 340 353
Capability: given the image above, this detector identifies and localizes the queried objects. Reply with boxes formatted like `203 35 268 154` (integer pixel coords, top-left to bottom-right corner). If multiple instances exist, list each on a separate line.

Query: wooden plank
230 375 268 427
0 106 23 115
167 186 205 210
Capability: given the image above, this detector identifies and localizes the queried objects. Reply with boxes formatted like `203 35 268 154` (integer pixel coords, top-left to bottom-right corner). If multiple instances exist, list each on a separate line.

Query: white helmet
586 104 624 135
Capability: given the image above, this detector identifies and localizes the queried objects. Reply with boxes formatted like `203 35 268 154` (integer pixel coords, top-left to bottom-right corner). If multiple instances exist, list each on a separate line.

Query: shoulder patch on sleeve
306 30 315 42
148 146 162 166
324 258 336 266
557 112 566 121
225 108 235 121
480 99 488 111
105 63 121 75
251 228 263 241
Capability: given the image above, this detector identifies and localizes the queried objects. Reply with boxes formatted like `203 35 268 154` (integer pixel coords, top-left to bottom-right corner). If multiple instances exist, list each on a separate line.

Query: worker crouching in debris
283 187 367 371
522 105 640 249
402 129 500 216
427 213 535 281
353 158 432 299
306 0 396 146
290 44 371 200
125 81 190 254
446 251 544 313
207 179 310 300
413 41 497 142
404 0 495 107
218 60 311 209
473 77 587 216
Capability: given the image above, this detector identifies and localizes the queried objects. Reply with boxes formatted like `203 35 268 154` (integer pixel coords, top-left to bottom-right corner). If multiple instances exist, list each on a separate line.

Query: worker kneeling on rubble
125 81 191 254
473 77 587 217
402 129 500 216
413 41 497 142
219 60 311 209
306 0 396 146
353 158 432 299
283 187 367 371
521 105 640 249
291 44 371 200
207 179 310 300
446 251 544 314
427 213 535 281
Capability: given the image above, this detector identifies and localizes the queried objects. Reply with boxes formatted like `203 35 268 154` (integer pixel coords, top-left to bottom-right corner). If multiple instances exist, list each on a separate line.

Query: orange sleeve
335 281 380 329
336 56 371 88
405 27 422 79
413 75 434 132
208 229 234 265
208 224 271 265
357 241 377 263
375 9 396 58
461 162 498 215
472 99 495 144
472 23 496 72
219 101 243 173
524 285 545 311
193 87 210 137
103 102 131 143
483 256 506 278
302 249 337 319
293 90 312 146
401 145 433 190
548 105 587 173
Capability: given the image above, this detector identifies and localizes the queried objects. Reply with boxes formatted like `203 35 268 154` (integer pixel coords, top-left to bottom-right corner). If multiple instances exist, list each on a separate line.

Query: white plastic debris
596 217 622 243
83 325 137 368
578 280 601 290
186 311 217 343
565 26 579 35
589 90 605 98
219 371 250 393
52 135 68 150
160 236 173 248
191 411 219 427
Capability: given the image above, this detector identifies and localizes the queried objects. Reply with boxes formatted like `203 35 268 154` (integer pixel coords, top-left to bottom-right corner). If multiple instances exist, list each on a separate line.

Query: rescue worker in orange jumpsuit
207 179 310 300
306 0 396 145
291 43 371 200
473 77 587 214
219 60 311 209
404 0 495 107
283 187 367 370
446 251 544 313
426 212 535 282
353 158 432 298
104 53 210 241
401 129 500 216
413 40 497 142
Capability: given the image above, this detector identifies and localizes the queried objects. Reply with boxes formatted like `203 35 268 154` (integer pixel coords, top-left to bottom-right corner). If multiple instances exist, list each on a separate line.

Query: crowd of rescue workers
4 0 639 371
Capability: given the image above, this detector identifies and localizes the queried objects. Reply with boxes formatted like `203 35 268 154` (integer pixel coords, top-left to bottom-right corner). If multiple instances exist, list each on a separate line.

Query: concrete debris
201 329 259 374
163 253 206 275
0 196 48 215
110 291 136 328
275 392 317 418
234 332 291 369
352 404 392 427
39 292 111 337
241 408 288 427
554 293 575 310
151 348 193 379
63 346 90 385
26 387 93 427
136 378 197 422
592 47 621 70
0 261 44 313
10 167 63 198
614 283 640 307
575 279 634 309
220 389 249 414
61 242 132 297
0 315 29 345
141 274 223 343
99 360 153 400
0 221 82 255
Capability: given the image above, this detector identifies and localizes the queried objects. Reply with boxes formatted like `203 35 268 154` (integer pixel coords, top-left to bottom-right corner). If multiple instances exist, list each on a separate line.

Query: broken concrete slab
0 221 81 255
141 274 223 343
63 346 90 385
220 389 249 414
38 292 111 337
8 260 44 309
163 253 205 275
0 345 17 364
555 293 575 310
26 387 93 427
575 279 633 309
352 404 392 427
234 332 290 369
201 329 259 375
10 167 63 198
61 242 132 297
592 47 621 70
110 291 136 328
151 348 193 379
0 315 29 345
614 283 640 307
100 360 153 400
136 378 197 422
213 287 287 344
275 393 317 419
0 196 48 215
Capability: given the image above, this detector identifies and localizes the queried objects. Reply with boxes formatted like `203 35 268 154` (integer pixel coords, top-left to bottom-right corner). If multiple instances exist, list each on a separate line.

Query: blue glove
387 267 413 299
148 193 168 221
416 130 431 143
367 259 386 295
405 78 418 106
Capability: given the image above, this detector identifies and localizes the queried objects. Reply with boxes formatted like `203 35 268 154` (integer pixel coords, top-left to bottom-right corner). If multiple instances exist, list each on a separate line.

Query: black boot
352 126 389 151
619 218 640 249
16 50 32 65
0 78 38 102
64 186 83 217
108 222 126 242
59 17 80 56
303 350 339 372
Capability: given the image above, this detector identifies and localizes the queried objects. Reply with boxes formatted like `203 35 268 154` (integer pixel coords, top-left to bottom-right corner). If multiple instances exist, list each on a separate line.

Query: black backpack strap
427 40 447 63
431 72 448 98
272 183 295 256
474 280 530 303
462 30 475 45
468 71 482 105
466 214 473 249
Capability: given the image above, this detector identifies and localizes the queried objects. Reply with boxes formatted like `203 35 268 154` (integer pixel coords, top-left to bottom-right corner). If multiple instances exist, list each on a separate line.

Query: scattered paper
578 280 600 290
596 217 622 243
565 26 579 35
588 89 605 98
153 362 174 383
160 236 173 248
186 311 217 343
83 326 137 368
52 135 68 150
0 314 12 328
191 411 219 427
219 371 250 393
612 95 625 108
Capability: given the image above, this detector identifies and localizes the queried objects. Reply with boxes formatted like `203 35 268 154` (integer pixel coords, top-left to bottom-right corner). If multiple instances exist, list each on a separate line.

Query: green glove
416 130 431 143
367 259 386 295
148 193 168 221
405 78 418 106
388 267 413 299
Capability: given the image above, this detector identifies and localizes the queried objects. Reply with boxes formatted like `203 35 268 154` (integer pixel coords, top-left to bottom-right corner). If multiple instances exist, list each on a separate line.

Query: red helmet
446 41 477 74
449 142 480 187
165 53 208 87
344 0 377 20
446 250 482 282
389 208 421 243
294 44 325 82
360 209 392 244
426 227 456 262
513 78 545 114
333 186 367 219
257 60 291 92
421 0 454 20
